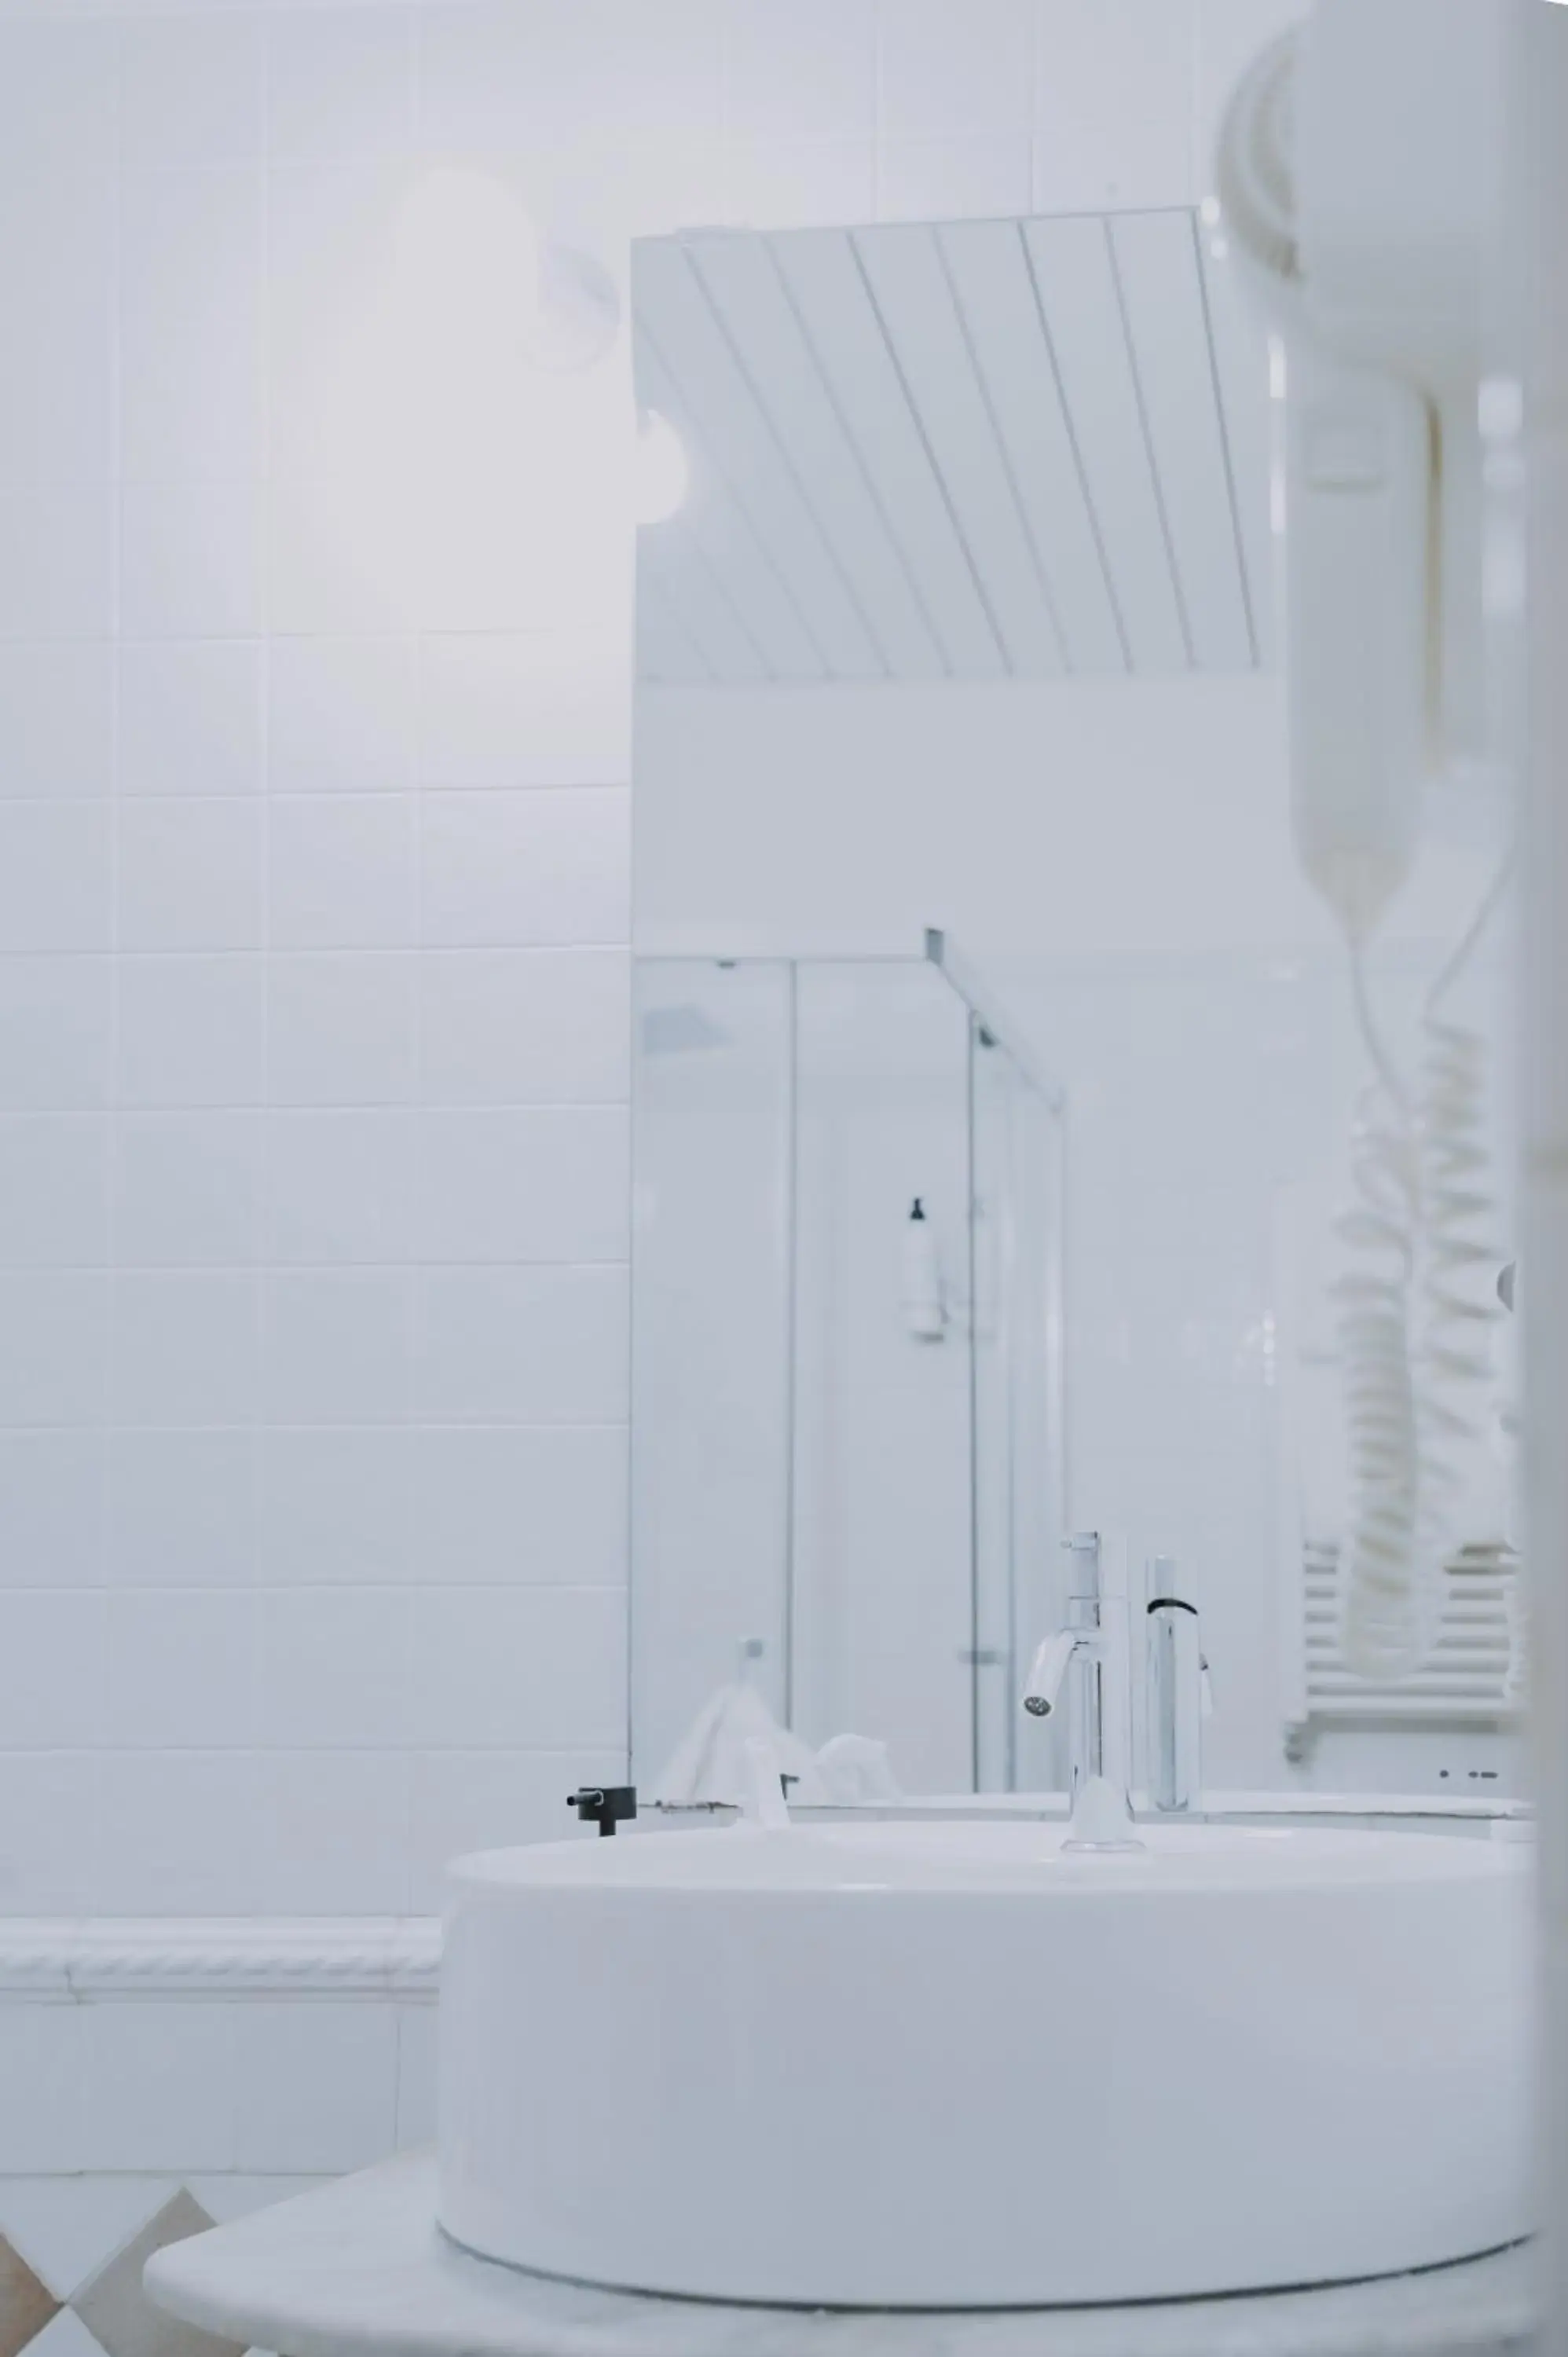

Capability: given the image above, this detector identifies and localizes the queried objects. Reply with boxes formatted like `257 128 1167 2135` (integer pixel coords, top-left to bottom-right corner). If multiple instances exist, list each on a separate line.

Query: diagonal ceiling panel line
672 517 777 679
1105 215 1196 670
935 223 1072 677
1017 222 1132 673
846 226 1014 678
764 237 954 681
683 241 894 682
635 306 834 680
1189 212 1262 669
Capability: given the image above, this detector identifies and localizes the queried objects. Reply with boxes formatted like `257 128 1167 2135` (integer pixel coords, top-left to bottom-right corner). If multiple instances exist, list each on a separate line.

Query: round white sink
438 1819 1531 2309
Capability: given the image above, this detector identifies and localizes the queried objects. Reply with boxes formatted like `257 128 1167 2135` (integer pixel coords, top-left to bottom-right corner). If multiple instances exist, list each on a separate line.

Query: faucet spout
1024 1532 1143 1853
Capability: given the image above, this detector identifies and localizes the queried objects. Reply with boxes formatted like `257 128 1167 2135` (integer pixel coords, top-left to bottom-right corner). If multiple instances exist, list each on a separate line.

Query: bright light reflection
636 408 689 524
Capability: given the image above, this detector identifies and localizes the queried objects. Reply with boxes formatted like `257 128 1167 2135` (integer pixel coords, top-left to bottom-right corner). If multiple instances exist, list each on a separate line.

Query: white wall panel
1111 208 1255 670
638 210 1263 684
769 227 1006 677
938 216 1127 674
636 240 879 676
853 222 1064 676
636 334 826 679
688 234 943 676
1021 214 1189 672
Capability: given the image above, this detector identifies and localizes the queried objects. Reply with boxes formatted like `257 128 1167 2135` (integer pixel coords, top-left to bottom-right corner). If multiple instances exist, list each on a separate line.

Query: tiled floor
0 2193 241 2357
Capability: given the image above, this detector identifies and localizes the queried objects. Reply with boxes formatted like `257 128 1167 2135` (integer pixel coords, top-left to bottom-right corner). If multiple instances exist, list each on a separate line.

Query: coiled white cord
1414 860 1511 1578
1335 953 1422 1677
1335 862 1511 1680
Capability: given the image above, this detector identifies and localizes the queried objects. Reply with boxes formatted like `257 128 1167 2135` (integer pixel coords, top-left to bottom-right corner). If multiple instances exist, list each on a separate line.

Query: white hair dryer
1218 0 1515 1674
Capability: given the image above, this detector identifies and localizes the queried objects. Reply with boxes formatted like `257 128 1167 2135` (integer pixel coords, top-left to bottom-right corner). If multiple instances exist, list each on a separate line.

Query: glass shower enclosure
630 933 1067 1797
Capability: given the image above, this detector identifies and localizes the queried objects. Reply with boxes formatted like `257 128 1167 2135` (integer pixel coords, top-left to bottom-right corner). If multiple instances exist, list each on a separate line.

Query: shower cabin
629 932 1066 1796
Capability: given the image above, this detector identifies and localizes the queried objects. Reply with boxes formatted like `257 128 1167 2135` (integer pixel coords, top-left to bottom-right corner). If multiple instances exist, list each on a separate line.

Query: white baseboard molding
0 1916 443 2000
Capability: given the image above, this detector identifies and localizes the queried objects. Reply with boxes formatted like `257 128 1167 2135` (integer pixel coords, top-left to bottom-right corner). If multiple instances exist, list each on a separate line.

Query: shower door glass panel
629 960 795 1780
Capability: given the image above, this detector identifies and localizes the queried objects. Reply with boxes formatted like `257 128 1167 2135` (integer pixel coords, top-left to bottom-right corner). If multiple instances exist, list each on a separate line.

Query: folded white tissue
651 1683 900 1809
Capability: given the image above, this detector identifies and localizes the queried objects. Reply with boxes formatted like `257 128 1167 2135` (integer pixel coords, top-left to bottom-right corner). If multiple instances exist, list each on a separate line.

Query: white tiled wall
0 0 1280 1939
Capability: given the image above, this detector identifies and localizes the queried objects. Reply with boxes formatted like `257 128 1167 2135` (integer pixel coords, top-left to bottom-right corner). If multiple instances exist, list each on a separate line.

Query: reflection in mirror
629 207 1519 1807
630 937 1064 1799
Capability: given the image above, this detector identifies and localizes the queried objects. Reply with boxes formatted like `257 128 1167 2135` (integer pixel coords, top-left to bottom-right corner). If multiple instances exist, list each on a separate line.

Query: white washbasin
438 1818 1531 2310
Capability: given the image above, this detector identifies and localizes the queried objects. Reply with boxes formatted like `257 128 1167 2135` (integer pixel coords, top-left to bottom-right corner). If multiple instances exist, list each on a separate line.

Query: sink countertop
145 2152 1533 2357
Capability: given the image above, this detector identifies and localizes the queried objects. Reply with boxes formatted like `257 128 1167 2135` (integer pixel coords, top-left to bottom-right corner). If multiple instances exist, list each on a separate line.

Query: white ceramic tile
407 1584 626 1747
120 13 265 173
0 2179 183 2309
417 948 628 1107
119 483 263 640
1034 0 1196 210
414 1108 628 1264
879 0 1035 136
395 2003 438 2150
413 1264 628 1424
268 637 418 794
0 21 119 178
268 954 416 1107
253 1749 412 1914
725 0 877 137
116 800 264 955
876 134 1033 222
259 1428 419 1585
418 0 725 152
112 1270 261 1428
0 489 112 640
407 1747 616 1912
417 631 628 790
412 456 628 640
0 805 110 955
19 2306 104 2357
255 1585 412 1747
0 1272 108 1426
115 955 266 1109
106 1429 258 1588
118 642 264 798
91 1750 267 1914
0 2007 86 2172
415 1424 627 1585
0 1431 104 1588
0 959 110 1112
0 646 112 799
265 159 416 489
0 170 113 493
266 469 419 636
588 135 735 240
262 1110 418 1264
728 138 878 232
0 1750 99 1916
0 1116 108 1267
419 788 628 949
235 2002 399 2176
268 796 418 951
1195 0 1303 174
0 1591 108 1748
262 1271 412 1424
101 1588 258 1750
85 2004 240 2173
119 168 265 483
112 1112 261 1267
267 7 414 160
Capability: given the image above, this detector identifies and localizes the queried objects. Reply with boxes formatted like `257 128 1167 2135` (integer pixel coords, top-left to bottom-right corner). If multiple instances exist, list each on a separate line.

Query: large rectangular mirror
628 207 1519 1804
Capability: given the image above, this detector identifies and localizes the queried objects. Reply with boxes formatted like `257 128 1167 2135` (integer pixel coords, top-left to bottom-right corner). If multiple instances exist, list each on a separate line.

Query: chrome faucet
1145 1556 1211 1815
1022 1532 1142 1851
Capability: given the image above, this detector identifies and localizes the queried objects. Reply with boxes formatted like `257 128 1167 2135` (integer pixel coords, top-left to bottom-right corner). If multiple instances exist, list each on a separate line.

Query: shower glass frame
628 931 1068 1795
